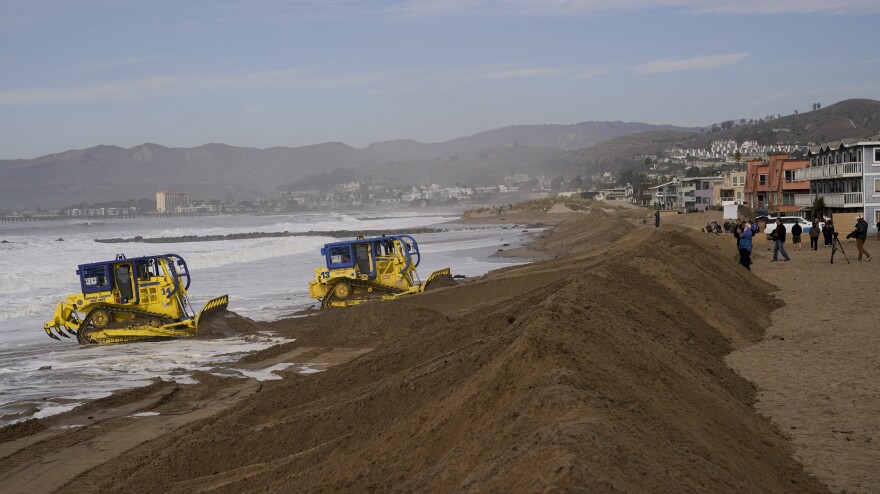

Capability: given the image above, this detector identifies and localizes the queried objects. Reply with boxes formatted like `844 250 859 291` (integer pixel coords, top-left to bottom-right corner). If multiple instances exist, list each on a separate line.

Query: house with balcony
795 136 880 225
678 176 722 212
720 171 746 205
744 159 769 211
744 154 809 214
596 184 633 202
649 180 679 210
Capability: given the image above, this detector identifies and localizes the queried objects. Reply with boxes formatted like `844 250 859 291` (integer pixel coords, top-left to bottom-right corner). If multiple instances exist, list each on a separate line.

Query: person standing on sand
809 220 820 251
771 218 791 262
654 210 660 228
822 220 834 247
791 222 803 251
847 217 872 262
737 220 753 270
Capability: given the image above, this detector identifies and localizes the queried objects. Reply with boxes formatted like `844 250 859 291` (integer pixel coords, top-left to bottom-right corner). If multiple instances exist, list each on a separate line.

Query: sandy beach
1 205 877 492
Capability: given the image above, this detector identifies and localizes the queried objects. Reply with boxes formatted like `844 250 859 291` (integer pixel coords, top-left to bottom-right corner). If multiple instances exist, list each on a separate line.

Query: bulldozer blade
52 324 70 338
422 267 455 292
45 327 61 340
195 294 229 327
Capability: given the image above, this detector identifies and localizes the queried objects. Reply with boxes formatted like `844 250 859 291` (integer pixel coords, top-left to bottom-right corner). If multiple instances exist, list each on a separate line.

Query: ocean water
0 212 531 425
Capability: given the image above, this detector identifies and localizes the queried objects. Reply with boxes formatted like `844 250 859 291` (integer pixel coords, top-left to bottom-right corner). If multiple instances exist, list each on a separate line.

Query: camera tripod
831 233 850 264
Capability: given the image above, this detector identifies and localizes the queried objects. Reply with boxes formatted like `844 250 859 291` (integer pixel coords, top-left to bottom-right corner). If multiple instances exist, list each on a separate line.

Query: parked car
764 216 818 239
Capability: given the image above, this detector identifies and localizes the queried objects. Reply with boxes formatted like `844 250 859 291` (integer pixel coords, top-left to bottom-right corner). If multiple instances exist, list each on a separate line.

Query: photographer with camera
770 218 791 262
736 220 753 270
846 216 872 261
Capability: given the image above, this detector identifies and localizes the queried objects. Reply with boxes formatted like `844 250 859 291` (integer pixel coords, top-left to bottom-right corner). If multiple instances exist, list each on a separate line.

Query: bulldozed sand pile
53 211 827 493
194 310 265 339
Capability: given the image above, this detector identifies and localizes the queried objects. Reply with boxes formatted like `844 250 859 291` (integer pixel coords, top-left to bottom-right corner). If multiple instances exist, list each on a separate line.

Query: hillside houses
666 140 802 162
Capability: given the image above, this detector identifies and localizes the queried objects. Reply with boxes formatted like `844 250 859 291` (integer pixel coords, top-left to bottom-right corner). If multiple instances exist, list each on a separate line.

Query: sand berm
1 210 828 492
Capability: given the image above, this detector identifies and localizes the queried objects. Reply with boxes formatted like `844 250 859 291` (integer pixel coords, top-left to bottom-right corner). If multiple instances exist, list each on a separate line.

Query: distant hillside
565 130 700 169
689 98 880 148
3 102 877 209
552 99 880 174
0 121 690 208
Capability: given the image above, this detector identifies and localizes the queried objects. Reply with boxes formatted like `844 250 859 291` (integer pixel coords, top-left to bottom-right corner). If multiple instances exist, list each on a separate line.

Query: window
80 265 111 293
875 209 880 227
327 245 353 267
784 170 795 182
782 193 795 205
874 147 880 163
874 178 880 195
736 192 742 200
759 174 767 185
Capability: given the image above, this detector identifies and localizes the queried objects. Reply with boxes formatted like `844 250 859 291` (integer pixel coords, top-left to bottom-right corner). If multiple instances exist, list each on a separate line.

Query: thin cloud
634 53 749 75
55 55 172 74
391 0 880 18
484 67 567 79
421 65 570 89
571 67 609 80
0 68 393 106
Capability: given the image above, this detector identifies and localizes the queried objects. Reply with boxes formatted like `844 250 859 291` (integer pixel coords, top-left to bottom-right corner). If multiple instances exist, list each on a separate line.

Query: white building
156 191 188 213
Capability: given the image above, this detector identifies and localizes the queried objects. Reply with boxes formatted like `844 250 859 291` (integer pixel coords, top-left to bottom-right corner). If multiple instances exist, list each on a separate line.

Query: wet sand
0 204 874 492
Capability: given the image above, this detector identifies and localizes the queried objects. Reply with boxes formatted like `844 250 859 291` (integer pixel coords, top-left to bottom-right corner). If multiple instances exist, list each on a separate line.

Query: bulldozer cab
321 235 422 281
324 241 375 278
309 234 452 309
76 254 191 306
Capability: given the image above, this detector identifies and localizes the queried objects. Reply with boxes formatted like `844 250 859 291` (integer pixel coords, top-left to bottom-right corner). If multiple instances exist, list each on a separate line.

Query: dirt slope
52 212 826 493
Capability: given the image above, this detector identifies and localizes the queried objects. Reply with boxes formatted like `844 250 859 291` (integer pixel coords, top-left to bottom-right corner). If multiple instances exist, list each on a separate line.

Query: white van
764 217 817 239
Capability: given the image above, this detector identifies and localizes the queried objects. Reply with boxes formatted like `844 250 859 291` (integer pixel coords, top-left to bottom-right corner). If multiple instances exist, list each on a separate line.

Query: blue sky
1 0 879 159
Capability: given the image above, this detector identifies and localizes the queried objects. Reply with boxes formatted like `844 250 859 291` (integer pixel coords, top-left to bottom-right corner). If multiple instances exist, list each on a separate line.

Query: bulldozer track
78 306 175 344
321 279 407 309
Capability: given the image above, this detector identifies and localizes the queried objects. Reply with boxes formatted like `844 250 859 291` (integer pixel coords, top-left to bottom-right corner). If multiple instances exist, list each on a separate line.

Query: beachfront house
720 171 746 205
678 176 722 213
596 184 633 202
795 135 880 229
744 154 809 215
649 180 679 210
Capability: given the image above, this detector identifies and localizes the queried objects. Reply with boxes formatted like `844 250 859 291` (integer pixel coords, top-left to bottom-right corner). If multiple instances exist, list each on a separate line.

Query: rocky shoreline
94 227 447 244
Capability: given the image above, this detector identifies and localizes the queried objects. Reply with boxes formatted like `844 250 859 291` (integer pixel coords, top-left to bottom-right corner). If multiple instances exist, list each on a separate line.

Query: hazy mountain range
0 121 689 209
3 98 879 209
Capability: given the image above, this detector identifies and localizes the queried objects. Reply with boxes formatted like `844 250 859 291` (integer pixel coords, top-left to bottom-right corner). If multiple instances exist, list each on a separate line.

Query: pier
1 212 220 223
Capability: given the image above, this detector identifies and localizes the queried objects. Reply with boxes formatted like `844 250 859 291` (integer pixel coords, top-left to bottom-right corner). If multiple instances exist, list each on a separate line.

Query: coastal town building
156 191 189 213
743 154 809 214
720 171 746 205
795 136 880 226
596 184 633 202
678 176 722 213
650 180 679 210
666 140 802 163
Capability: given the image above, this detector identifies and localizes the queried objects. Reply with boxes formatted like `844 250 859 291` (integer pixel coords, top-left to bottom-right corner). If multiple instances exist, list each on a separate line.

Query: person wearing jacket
847 217 872 261
737 220 753 270
791 222 803 251
771 218 791 262
822 220 834 247
809 220 820 251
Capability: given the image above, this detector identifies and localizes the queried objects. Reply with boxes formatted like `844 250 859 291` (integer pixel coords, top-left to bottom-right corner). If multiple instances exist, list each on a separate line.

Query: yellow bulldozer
308 234 454 308
43 253 228 344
